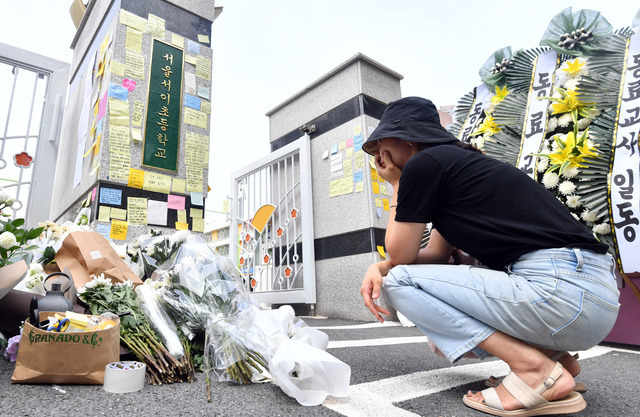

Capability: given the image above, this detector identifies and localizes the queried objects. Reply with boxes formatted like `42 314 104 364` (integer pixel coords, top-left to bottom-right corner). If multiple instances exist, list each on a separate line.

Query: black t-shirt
395 144 609 270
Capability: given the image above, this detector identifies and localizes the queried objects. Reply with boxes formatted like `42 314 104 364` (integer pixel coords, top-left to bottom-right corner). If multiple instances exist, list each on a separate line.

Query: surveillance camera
299 124 316 134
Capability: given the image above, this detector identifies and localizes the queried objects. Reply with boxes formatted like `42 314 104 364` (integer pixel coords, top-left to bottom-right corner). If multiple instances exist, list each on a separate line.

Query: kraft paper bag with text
55 231 142 290
11 312 120 384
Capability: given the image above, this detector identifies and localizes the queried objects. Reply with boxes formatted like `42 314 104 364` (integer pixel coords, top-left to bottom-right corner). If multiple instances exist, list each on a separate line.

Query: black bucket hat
362 96 458 155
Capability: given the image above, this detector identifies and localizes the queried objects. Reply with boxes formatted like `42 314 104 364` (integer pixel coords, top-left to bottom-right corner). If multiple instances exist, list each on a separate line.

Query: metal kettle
37 272 73 313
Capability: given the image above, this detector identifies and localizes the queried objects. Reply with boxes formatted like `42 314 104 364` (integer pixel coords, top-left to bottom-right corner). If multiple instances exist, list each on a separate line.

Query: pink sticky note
97 91 108 121
92 187 97 201
122 78 137 92
167 194 186 211
346 138 354 148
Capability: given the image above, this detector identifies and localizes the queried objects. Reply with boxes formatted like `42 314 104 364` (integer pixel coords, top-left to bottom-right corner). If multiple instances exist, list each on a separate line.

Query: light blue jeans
382 248 620 363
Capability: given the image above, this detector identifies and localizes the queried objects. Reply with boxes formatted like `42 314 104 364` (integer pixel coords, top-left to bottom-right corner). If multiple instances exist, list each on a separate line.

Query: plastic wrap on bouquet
135 282 184 358
269 339 351 406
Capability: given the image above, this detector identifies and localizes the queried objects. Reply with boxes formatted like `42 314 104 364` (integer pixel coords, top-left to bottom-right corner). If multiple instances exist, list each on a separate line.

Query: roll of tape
103 361 146 393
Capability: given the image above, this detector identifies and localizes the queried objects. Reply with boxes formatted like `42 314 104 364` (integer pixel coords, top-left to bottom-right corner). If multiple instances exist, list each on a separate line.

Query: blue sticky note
96 118 103 134
354 134 364 151
108 83 128 101
184 94 201 110
99 187 122 205
197 85 210 100
376 208 382 218
96 223 111 241
190 192 203 206
187 40 200 54
330 144 338 154
353 171 363 182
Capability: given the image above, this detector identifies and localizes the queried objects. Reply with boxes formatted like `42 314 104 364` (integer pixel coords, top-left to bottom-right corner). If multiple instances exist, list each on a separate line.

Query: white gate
0 43 69 227
230 134 316 305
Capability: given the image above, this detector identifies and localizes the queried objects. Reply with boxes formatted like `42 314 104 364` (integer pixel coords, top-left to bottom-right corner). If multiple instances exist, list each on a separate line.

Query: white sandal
463 362 586 416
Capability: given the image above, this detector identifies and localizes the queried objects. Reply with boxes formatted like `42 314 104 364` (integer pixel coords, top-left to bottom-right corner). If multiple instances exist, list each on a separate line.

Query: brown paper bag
55 231 142 290
11 312 120 384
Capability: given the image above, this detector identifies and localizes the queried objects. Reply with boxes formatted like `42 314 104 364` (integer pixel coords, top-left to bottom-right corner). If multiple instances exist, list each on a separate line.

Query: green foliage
0 217 44 267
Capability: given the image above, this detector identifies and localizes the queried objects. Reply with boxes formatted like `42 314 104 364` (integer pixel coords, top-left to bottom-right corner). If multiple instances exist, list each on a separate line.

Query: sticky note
183 108 208 129
192 217 205 232
120 9 147 32
374 197 382 208
143 171 172 194
96 223 111 241
131 128 142 142
190 192 203 206
372 181 380 194
190 208 203 219
110 220 128 240
355 182 364 192
122 78 136 92
127 197 148 225
99 187 122 205
125 51 145 79
109 83 129 101
175 221 189 230
110 61 126 77
167 194 186 210
201 101 211 114
91 187 97 201
197 85 210 100
377 245 386 259
383 199 390 211
98 206 111 222
125 27 143 53
195 56 212 81
110 208 127 220
128 168 144 189
185 55 197 65
132 100 144 126
187 40 200 54
184 94 201 110
171 33 184 47
147 200 168 226
177 209 187 224
172 178 186 194
197 34 210 44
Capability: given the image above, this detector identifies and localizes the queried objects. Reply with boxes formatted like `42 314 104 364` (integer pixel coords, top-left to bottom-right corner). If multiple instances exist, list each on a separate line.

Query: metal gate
0 43 69 227
230 134 316 305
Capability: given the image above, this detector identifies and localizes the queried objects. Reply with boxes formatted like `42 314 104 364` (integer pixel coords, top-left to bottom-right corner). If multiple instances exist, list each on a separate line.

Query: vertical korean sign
142 39 184 172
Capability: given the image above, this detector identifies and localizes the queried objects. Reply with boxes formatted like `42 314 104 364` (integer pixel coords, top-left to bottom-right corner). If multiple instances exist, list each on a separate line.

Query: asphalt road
1 317 639 416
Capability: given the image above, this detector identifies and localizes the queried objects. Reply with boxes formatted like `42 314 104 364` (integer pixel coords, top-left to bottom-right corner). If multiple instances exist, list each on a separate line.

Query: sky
1 0 637 223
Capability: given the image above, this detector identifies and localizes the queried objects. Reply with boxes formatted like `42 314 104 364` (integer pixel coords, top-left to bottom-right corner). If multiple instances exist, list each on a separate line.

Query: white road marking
313 321 402 330
327 336 428 349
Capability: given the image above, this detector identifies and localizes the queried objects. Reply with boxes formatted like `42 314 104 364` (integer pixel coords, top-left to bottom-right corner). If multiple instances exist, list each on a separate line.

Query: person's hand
375 150 401 187
360 263 391 323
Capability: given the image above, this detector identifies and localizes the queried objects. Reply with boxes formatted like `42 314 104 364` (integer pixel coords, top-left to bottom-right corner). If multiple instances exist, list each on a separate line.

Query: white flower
169 230 190 247
115 280 134 289
0 232 17 249
586 139 595 149
4 196 15 207
593 223 611 235
542 172 560 189
581 209 598 223
547 117 558 132
537 158 549 172
571 212 580 221
558 113 573 127
563 78 579 90
566 195 582 208
558 180 576 195
147 245 155 256
0 188 9 205
83 273 113 290
586 109 600 120
577 118 591 130
561 166 579 179
28 263 44 276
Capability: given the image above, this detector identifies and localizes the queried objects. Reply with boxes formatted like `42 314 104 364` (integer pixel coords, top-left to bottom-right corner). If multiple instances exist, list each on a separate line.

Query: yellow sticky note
197 34 210 43
339 141 346 151
110 208 127 220
201 101 211 114
383 198 390 211
132 100 144 126
192 217 205 232
354 150 365 169
185 55 198 65
171 33 184 47
183 108 208 129
125 27 143 53
370 168 379 182
98 206 111 222
177 209 187 224
380 184 388 195
127 197 148 225
355 182 364 193
143 171 172 194
195 56 212 81
346 147 354 157
186 166 203 192
222 199 230 213
131 128 142 142
120 9 147 32
147 14 166 39
175 221 189 230
343 159 353 177
128 168 144 189
109 151 130 181
109 125 130 153
374 197 382 208
125 51 145 79
354 125 362 135
110 61 126 77
369 156 376 169
372 181 380 194
329 177 354 197
108 98 130 127
376 245 386 259
110 220 128 240
190 208 203 219
172 178 186 194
